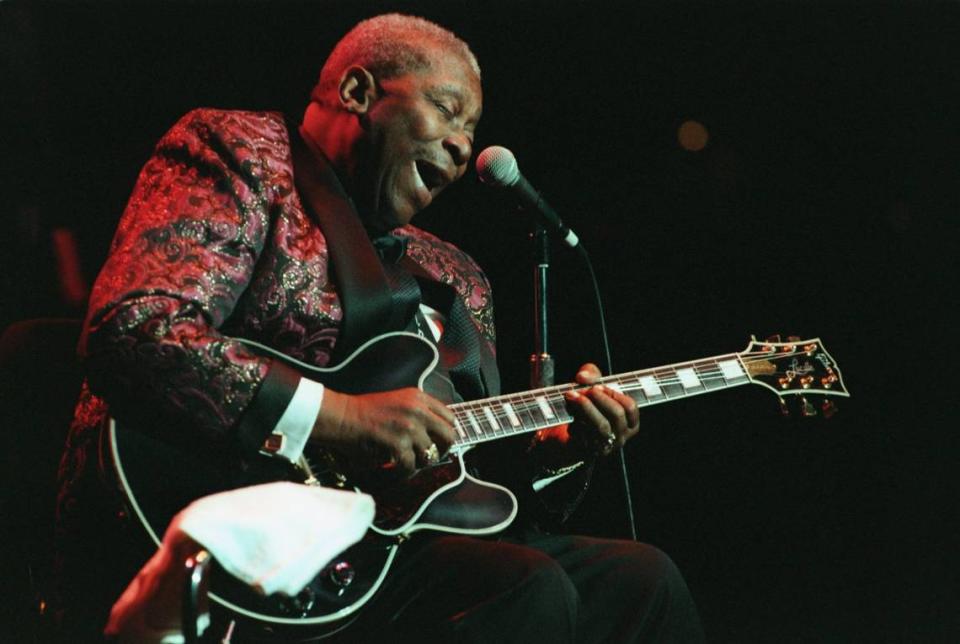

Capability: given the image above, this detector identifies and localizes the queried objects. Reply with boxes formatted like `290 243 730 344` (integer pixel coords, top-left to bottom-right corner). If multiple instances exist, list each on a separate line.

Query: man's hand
564 363 640 455
310 388 456 476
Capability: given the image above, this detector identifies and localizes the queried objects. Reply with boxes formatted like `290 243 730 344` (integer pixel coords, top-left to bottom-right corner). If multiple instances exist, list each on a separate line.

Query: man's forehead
421 45 479 81
432 83 468 97
423 57 483 115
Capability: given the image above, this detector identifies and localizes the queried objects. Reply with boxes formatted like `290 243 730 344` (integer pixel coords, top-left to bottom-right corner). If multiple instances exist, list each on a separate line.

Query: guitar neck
449 352 751 448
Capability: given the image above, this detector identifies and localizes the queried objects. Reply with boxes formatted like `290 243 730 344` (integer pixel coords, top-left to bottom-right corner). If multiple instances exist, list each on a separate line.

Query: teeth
413 162 426 190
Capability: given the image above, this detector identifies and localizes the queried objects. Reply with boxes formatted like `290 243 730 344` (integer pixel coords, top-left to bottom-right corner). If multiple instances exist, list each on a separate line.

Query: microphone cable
575 242 638 541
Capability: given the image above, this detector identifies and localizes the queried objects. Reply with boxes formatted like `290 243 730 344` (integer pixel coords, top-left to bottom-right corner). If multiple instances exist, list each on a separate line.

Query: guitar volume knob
328 561 356 588
278 586 317 617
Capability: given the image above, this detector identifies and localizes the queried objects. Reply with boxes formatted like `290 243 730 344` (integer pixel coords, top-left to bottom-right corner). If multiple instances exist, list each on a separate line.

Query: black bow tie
371 234 409 264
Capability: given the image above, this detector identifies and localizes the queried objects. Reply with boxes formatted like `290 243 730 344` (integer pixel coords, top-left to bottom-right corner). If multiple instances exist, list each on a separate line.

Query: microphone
475 146 580 248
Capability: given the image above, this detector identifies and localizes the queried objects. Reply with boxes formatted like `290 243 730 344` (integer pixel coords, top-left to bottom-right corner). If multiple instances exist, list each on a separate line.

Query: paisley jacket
58 109 500 524
57 109 592 596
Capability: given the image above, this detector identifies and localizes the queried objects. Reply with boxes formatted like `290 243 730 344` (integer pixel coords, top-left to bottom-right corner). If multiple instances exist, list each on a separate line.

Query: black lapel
288 123 393 364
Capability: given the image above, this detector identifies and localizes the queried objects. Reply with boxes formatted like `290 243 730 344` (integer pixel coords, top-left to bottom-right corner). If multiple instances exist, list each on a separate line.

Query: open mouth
415 161 447 193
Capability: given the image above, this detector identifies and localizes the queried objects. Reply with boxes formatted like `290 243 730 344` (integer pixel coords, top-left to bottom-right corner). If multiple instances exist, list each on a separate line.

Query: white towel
105 481 375 643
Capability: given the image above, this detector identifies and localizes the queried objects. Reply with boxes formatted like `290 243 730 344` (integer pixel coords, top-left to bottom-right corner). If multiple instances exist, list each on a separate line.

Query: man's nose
443 132 472 169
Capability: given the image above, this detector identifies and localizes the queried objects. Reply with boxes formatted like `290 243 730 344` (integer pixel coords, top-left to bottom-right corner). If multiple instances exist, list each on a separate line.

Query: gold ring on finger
602 432 617 455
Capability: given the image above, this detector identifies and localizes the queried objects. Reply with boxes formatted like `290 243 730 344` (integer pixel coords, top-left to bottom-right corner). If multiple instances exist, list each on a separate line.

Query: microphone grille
476 146 520 187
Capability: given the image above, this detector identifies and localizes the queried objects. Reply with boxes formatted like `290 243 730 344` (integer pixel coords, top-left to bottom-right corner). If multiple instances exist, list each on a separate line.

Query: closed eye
433 100 454 118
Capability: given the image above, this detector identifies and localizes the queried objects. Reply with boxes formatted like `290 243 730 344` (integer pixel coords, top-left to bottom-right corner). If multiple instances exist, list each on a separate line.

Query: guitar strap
289 123 414 364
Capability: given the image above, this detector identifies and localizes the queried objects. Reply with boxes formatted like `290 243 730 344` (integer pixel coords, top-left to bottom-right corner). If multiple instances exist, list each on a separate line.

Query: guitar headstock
740 335 850 417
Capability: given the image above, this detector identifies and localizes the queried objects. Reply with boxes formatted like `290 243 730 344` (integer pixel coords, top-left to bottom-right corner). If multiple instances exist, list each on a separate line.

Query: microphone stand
527 222 640 542
529 224 553 389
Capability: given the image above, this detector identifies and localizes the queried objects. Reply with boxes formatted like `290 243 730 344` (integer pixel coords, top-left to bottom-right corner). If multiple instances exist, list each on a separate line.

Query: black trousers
57 525 703 644
334 530 705 644
57 448 704 643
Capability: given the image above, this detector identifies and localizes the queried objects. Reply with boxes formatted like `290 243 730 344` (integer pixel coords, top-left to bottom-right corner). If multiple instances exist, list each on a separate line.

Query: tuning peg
821 399 838 419
800 397 817 417
779 397 790 416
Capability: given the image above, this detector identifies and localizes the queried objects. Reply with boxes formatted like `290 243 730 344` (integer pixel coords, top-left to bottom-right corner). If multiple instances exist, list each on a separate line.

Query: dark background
2 1 957 641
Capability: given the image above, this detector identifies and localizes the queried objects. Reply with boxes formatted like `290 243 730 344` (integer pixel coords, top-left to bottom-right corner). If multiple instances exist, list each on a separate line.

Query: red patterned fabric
58 108 497 526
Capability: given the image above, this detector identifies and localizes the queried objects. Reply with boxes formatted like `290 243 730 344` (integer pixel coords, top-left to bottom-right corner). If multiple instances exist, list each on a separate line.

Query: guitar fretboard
449 352 751 447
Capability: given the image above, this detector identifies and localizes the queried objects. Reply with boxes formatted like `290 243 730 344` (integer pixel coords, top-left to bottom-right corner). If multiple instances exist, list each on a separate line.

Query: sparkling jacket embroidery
60 109 496 507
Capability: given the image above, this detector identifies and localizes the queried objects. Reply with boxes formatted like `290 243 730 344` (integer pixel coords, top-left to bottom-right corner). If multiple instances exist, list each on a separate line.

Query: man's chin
382 200 421 231
367 208 413 236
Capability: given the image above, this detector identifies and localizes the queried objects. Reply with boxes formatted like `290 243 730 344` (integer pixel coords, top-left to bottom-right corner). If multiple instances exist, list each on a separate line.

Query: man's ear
338 66 378 114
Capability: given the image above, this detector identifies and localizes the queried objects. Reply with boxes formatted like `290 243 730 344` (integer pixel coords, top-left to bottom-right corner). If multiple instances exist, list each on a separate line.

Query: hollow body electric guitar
105 332 849 640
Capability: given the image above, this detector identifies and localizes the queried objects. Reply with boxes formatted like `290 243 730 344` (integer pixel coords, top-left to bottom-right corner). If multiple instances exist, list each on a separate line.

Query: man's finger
565 388 614 442
585 385 630 442
599 384 640 432
575 363 603 385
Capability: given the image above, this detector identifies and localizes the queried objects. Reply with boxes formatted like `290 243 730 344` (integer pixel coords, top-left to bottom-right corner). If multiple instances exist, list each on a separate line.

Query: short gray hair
311 13 480 104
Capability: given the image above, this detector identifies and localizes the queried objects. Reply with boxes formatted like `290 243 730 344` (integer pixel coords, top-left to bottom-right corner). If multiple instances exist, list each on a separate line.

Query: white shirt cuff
260 377 324 462
262 305 441 462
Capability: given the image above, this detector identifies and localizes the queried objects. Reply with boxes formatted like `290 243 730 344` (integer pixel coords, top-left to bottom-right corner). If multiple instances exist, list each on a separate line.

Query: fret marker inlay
502 403 521 427
639 375 662 396
466 409 481 434
482 406 500 430
536 396 556 419
718 359 745 380
676 368 701 389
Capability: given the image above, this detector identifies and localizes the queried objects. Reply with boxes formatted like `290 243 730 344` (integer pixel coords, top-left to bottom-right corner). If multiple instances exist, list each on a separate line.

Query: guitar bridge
297 450 348 488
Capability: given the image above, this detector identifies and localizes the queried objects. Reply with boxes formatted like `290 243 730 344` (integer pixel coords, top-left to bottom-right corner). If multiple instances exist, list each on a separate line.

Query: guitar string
450 348 813 415
472 351 807 407
451 349 815 416
458 375 746 441
448 348 827 442
449 347 818 411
